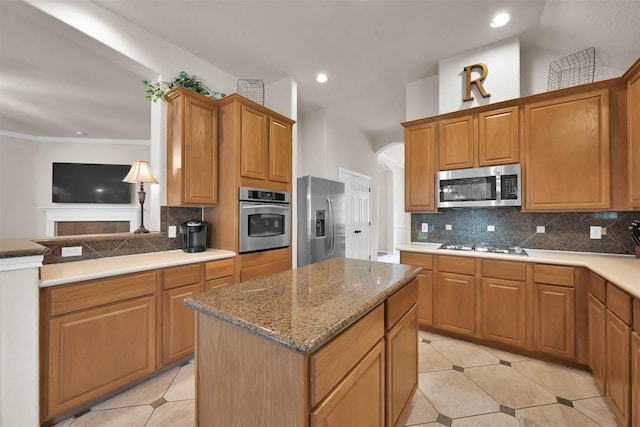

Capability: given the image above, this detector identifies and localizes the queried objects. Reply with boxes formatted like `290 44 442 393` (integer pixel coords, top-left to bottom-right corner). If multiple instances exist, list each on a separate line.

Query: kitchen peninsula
185 257 422 427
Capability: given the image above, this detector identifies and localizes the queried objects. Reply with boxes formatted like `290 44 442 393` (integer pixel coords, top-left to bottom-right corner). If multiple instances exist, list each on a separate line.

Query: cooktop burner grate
438 243 527 256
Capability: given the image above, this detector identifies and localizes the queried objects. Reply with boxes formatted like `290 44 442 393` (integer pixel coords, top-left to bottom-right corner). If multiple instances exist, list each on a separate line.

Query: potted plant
142 71 226 103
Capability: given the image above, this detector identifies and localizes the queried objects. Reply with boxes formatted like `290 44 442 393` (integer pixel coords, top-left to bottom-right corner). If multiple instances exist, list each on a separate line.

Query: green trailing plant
142 71 226 103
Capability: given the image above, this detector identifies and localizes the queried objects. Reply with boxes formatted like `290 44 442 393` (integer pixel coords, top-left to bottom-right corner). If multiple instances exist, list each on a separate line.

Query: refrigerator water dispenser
315 210 326 237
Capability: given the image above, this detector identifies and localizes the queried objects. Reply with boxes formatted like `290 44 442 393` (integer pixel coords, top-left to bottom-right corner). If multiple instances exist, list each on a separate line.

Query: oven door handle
241 204 289 210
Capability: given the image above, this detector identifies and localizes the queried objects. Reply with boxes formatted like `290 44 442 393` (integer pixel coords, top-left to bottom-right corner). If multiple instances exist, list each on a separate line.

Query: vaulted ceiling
1 0 639 143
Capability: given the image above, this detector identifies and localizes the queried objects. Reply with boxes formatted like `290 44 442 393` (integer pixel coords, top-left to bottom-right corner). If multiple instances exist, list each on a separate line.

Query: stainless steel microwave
436 164 521 208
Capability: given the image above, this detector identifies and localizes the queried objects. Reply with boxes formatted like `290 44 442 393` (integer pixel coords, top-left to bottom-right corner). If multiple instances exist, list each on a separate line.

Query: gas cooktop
438 243 528 256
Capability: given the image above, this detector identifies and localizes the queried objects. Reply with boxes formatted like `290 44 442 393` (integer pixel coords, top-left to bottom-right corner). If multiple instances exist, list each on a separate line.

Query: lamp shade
123 161 158 184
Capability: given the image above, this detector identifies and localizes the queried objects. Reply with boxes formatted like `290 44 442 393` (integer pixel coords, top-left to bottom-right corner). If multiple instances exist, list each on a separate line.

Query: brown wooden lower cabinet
162 284 200 365
416 271 434 326
606 309 631 426
533 283 575 359
632 332 640 427
46 295 157 420
386 305 418 427
587 294 607 391
311 340 386 427
41 258 235 425
435 272 476 336
481 278 527 348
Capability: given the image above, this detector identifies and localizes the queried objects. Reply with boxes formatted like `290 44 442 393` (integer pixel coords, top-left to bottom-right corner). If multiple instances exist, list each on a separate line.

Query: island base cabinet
311 340 385 427
195 312 308 427
386 305 418 427
587 294 607 391
45 296 157 420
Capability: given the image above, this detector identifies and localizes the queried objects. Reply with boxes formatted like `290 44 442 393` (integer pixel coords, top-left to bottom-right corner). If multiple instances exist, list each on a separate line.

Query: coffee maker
180 220 208 253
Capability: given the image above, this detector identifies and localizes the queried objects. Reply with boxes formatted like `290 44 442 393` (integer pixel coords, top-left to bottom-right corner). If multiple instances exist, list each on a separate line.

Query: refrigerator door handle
327 197 335 257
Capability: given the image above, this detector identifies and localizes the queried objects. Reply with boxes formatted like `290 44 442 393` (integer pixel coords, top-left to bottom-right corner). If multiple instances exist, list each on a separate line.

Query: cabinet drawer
534 264 574 287
50 271 157 316
310 304 384 407
482 260 526 281
607 283 632 326
164 263 202 290
399 252 433 270
205 258 234 280
589 272 606 303
438 256 475 275
386 279 418 330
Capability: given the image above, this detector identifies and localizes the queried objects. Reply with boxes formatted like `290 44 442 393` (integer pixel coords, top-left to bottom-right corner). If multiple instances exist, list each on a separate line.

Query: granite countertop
185 257 422 355
0 239 49 259
40 249 236 287
397 243 640 299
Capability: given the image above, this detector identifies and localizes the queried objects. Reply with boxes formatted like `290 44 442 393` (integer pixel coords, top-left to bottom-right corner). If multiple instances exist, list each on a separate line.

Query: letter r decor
463 63 491 102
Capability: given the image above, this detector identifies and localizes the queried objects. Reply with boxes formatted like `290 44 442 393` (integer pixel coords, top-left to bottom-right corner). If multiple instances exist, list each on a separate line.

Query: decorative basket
547 47 596 91
237 79 264 105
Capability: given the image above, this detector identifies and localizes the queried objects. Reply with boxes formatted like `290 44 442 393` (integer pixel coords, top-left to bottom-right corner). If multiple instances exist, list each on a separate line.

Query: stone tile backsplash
411 208 640 255
38 206 202 264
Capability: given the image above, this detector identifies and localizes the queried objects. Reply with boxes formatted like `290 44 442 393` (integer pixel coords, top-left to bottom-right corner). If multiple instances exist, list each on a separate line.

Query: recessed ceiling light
490 12 511 28
315 73 328 83
75 131 88 135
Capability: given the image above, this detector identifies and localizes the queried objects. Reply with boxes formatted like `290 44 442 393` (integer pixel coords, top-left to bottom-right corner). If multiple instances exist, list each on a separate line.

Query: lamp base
133 225 151 234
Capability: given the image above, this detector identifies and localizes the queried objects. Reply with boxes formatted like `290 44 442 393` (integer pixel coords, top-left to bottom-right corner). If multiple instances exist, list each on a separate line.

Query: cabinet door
481 278 526 348
268 116 292 184
405 123 436 211
628 70 640 208
417 271 434 326
386 305 418 427
606 310 631 427
163 284 199 365
47 296 156 419
182 96 218 205
478 106 519 166
533 284 575 359
438 115 475 170
435 272 476 336
632 332 640 427
587 294 607 391
524 89 610 210
311 340 385 427
240 104 269 180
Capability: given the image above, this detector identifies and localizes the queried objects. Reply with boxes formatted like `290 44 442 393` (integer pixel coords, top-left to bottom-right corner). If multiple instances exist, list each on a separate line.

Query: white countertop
40 249 236 287
397 243 640 299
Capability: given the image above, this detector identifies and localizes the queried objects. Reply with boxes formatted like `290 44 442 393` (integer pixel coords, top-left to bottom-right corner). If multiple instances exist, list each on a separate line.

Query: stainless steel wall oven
239 187 291 254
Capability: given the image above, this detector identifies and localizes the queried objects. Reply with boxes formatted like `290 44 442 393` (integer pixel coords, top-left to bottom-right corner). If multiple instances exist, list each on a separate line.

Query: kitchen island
185 257 422 427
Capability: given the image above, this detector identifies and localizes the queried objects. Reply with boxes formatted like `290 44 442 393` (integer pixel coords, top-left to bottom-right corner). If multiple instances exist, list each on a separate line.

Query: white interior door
339 169 371 260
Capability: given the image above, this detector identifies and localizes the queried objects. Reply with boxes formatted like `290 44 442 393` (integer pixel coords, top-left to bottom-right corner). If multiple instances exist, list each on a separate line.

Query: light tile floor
54 331 619 427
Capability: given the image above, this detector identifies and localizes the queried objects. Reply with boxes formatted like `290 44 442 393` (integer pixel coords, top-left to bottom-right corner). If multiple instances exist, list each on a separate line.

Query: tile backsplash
38 206 202 264
411 208 640 255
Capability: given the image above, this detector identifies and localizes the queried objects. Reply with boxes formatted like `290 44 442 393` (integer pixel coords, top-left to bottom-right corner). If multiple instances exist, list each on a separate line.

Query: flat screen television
52 163 132 204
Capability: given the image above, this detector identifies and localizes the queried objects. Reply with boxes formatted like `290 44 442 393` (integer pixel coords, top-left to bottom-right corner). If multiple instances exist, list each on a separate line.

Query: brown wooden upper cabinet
166 87 218 206
240 103 293 189
404 122 436 211
438 106 519 170
524 89 610 211
627 62 640 209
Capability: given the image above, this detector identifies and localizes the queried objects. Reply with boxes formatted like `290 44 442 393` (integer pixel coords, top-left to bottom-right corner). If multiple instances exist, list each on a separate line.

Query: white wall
406 75 439 121
439 37 520 114
0 136 39 239
0 134 150 239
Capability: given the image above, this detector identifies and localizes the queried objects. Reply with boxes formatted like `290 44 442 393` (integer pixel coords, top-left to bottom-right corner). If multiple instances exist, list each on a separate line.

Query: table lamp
123 161 158 233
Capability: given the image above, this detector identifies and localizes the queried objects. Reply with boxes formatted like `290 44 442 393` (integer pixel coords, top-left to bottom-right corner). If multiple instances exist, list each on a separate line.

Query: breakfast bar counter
185 257 422 426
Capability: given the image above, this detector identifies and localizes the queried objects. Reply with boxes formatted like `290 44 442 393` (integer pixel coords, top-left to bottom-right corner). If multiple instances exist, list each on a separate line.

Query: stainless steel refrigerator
297 176 346 267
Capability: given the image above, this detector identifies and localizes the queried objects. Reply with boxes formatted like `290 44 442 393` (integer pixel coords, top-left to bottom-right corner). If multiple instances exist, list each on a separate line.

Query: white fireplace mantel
42 206 139 237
